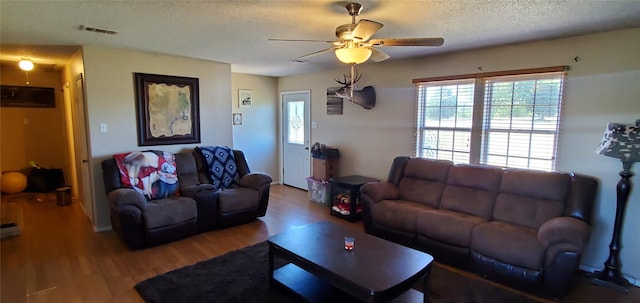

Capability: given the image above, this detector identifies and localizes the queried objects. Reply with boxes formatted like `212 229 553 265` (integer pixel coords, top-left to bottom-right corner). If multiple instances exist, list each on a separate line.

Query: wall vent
79 25 119 35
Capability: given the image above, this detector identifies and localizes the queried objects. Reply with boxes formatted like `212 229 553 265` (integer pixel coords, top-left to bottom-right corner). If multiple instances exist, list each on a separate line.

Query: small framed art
233 113 243 125
239 89 252 108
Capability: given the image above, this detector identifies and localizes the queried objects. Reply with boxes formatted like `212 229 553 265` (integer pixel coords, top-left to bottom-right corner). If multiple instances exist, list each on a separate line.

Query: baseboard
579 264 640 288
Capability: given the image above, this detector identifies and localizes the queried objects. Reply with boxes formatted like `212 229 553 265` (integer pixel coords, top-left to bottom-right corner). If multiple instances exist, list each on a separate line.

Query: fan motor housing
336 24 357 41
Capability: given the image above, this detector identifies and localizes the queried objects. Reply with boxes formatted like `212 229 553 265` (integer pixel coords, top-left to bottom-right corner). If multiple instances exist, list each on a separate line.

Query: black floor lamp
592 119 639 293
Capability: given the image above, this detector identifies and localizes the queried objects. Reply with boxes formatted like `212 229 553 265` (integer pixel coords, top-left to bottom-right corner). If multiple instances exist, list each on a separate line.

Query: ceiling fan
269 2 444 64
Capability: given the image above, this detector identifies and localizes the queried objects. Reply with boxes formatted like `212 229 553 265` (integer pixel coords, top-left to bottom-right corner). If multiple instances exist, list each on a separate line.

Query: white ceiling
1 1 640 77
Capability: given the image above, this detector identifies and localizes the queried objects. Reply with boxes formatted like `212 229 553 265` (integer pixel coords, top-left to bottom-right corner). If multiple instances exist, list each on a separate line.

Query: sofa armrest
237 172 273 190
181 184 215 197
107 188 147 211
360 181 400 203
538 216 590 251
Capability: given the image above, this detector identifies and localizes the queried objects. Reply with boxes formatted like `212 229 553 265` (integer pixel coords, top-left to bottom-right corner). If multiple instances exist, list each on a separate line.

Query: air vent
79 25 119 35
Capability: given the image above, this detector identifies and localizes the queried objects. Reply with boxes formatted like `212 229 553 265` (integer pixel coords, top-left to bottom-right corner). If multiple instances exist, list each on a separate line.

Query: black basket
311 148 339 159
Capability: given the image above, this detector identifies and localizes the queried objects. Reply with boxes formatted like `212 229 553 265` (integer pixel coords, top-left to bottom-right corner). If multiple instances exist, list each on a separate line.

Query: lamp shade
19 59 34 71
335 47 372 64
595 120 640 163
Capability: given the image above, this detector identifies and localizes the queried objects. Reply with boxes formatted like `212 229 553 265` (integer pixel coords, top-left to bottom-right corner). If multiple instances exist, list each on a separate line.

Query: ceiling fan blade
295 47 336 61
269 38 335 43
352 19 383 41
369 38 444 47
369 47 390 62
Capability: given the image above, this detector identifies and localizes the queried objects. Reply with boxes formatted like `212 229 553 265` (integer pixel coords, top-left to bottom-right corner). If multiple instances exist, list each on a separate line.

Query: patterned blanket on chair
196 146 238 191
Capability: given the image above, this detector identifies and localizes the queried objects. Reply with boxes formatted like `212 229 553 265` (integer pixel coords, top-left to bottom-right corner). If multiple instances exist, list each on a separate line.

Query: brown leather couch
101 149 272 249
360 156 598 297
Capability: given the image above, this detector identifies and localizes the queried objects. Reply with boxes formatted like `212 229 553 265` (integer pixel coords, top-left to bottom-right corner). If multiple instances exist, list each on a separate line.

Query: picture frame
326 87 344 115
1 85 56 108
134 73 200 146
239 89 253 108
233 113 243 125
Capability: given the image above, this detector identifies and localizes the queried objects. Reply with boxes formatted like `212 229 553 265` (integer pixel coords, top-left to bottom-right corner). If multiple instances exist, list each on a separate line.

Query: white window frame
414 66 567 171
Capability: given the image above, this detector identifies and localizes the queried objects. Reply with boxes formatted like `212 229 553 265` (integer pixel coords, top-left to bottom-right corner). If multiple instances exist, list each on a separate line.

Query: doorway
281 90 310 190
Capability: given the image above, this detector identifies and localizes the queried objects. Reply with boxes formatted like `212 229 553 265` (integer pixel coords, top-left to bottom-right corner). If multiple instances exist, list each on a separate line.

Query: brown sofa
360 156 598 297
101 149 272 249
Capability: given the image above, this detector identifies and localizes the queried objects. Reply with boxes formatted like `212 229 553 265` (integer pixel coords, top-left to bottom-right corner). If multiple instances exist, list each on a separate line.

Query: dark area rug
135 241 543 303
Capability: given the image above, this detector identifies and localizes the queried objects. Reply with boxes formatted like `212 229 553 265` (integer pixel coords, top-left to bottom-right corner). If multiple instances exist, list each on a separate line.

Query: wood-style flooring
1 184 638 303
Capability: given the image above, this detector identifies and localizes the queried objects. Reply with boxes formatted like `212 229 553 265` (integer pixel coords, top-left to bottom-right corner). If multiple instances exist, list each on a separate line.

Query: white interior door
73 74 94 223
282 91 310 190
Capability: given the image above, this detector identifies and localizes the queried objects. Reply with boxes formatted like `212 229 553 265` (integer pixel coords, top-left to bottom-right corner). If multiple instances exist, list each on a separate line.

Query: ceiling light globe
19 59 34 71
335 47 372 64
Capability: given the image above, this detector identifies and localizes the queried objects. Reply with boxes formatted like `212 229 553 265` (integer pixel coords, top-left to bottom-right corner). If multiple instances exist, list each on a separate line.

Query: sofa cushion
439 165 502 219
143 197 197 229
175 152 202 190
494 194 565 229
500 169 570 201
218 187 259 212
416 209 487 248
372 200 431 233
471 221 545 270
494 169 570 228
398 158 452 207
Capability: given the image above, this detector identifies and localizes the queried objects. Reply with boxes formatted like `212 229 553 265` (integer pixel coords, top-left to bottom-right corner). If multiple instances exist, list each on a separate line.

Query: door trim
280 90 311 187
73 73 96 225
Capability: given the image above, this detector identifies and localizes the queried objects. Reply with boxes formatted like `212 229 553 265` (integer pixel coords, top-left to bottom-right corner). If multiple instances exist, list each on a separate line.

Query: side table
330 175 379 222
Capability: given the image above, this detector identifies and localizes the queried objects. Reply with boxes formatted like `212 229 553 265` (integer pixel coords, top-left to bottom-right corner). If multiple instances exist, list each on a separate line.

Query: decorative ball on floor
1 172 28 194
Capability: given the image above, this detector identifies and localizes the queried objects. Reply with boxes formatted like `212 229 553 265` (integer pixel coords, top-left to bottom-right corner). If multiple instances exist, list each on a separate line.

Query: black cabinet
330 175 378 222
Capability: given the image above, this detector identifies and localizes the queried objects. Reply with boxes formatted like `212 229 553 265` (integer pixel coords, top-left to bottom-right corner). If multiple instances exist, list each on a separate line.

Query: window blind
481 72 565 170
415 67 566 171
416 79 475 163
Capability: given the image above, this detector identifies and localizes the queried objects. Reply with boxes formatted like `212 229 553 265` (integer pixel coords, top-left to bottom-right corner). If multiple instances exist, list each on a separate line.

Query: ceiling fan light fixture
335 47 371 64
19 59 34 71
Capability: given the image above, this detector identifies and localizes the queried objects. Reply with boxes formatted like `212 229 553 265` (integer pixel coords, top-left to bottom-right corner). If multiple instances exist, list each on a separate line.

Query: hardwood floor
1 184 638 303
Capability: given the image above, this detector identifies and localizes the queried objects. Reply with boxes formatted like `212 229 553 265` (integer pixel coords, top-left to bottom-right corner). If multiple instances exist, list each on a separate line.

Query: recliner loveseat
360 156 598 297
101 148 272 249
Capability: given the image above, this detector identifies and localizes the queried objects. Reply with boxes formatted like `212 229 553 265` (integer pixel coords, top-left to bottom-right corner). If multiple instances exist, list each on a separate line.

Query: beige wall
0 68 69 182
82 45 232 229
231 73 279 180
278 28 640 281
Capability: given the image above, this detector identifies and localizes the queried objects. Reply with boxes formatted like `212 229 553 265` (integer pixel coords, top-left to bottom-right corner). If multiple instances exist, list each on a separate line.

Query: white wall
278 28 640 281
231 73 279 180
82 45 232 229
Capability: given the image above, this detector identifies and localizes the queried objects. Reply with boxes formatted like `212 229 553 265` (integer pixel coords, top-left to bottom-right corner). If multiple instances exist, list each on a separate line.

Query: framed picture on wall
233 113 242 125
1 85 55 108
134 72 201 146
239 89 252 108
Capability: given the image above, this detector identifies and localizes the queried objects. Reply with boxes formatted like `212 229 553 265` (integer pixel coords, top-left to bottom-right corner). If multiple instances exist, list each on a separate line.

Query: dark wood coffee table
268 221 433 302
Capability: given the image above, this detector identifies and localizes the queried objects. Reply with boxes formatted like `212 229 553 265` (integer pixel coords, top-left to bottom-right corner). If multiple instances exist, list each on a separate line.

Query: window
287 101 305 144
414 67 566 171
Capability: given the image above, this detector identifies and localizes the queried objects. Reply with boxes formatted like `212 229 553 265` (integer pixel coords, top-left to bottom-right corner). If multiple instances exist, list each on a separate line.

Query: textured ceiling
1 0 640 77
